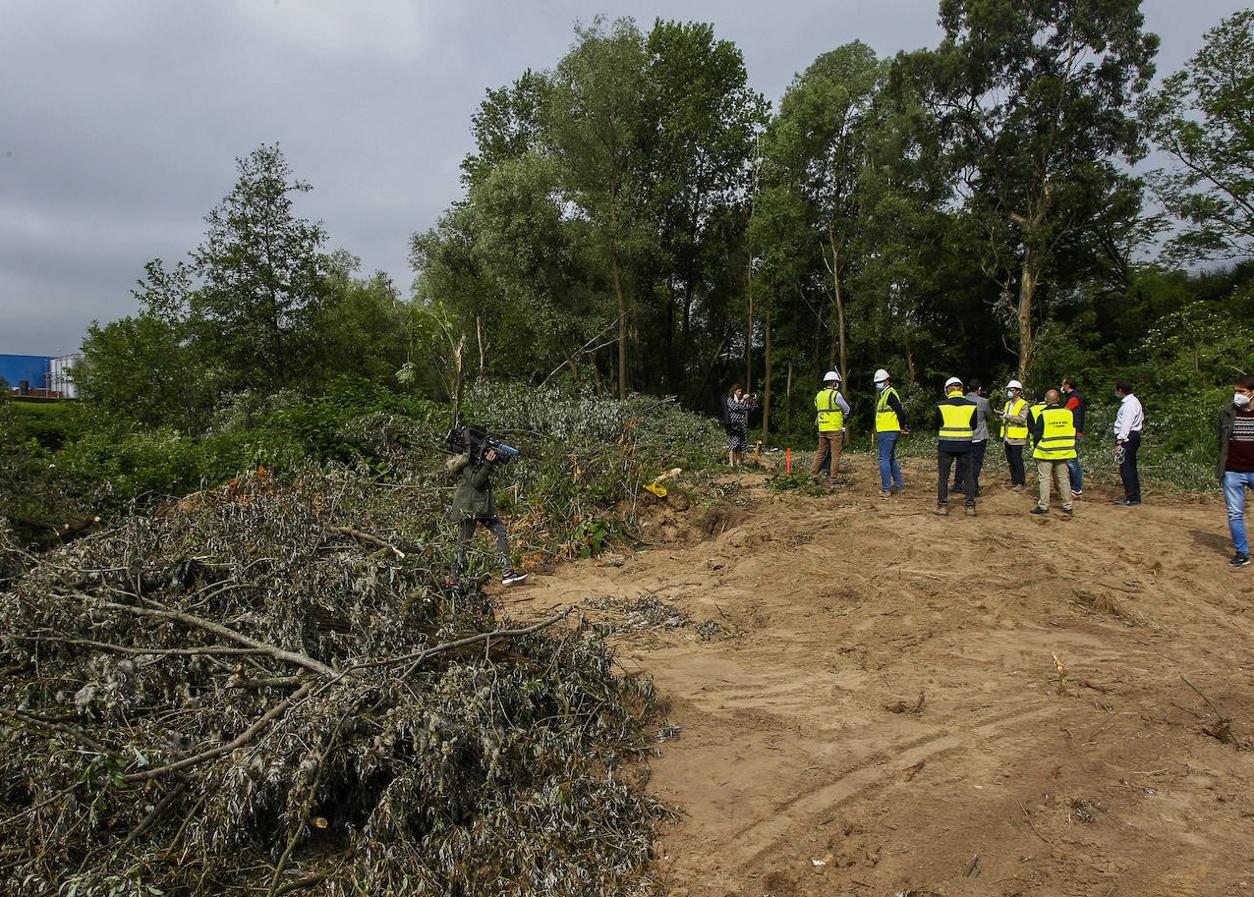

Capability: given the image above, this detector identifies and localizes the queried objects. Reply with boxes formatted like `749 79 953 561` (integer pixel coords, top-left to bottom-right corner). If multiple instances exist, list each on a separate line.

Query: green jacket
450 455 496 520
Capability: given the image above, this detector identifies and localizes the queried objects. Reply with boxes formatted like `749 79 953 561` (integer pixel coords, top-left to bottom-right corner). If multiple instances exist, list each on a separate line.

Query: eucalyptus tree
906 0 1158 378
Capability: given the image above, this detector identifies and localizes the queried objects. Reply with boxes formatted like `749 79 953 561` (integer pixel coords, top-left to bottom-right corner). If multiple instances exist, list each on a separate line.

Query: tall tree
542 18 650 398
639 20 767 394
1140 9 1254 262
908 0 1158 378
191 144 331 389
760 42 884 384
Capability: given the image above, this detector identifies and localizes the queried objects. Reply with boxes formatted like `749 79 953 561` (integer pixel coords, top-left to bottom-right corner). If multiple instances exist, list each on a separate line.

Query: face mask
875 382 886 392
1236 393 1252 408
1006 390 1015 398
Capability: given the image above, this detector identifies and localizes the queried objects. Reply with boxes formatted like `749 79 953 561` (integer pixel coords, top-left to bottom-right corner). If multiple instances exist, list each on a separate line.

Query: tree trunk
785 362 793 436
1017 247 1037 381
611 248 628 400
762 304 773 445
827 224 848 384
745 253 754 392
906 342 916 386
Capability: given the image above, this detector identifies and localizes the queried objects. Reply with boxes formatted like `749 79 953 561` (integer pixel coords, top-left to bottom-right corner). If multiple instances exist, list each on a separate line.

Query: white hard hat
1007 379 1023 390
873 368 890 383
944 376 963 389
824 370 840 382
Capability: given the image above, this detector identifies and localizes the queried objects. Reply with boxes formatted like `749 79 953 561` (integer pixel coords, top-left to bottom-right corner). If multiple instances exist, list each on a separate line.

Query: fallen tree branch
14 634 276 659
329 526 405 559
94 598 336 678
121 683 312 783
0 707 116 758
123 781 187 847
0 781 85 831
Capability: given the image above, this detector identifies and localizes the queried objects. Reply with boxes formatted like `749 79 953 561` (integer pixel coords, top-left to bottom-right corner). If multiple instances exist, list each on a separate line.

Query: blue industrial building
0 354 80 397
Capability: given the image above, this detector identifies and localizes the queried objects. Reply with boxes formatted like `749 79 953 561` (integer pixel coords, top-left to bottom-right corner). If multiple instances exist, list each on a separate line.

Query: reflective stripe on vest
1001 398 1028 440
937 401 976 442
815 388 844 432
875 387 901 433
1033 407 1077 460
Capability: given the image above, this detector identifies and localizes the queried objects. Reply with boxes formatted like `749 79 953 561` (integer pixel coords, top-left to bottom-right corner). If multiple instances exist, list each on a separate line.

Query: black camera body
445 415 521 465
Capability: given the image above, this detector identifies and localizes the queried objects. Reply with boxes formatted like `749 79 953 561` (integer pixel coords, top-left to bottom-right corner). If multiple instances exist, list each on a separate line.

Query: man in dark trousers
1113 380 1145 506
1061 377 1086 497
953 379 991 497
448 449 528 586
935 376 978 517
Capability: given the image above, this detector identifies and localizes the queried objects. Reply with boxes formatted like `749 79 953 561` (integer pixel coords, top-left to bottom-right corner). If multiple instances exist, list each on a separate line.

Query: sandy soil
502 454 1254 897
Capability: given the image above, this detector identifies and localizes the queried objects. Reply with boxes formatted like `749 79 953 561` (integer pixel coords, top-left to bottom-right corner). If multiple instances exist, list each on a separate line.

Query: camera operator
447 448 527 586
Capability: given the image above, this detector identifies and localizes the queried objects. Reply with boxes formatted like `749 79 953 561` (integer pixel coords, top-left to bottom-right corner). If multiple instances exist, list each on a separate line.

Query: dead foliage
0 469 668 897
1069 587 1140 625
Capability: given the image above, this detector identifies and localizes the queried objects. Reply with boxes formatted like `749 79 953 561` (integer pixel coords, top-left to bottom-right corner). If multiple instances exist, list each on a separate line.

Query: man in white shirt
1113 380 1144 505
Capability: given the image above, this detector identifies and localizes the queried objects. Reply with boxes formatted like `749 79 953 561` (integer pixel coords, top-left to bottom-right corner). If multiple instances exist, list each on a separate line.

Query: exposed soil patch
502 453 1254 896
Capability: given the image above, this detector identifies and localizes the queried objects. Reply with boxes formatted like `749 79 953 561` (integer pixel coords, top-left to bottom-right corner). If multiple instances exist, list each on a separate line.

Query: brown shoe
934 504 949 516
965 506 977 517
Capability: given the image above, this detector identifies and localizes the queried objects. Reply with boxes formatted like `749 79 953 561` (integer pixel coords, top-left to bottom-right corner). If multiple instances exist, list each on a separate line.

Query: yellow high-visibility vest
1033 407 1078 460
815 388 845 432
937 400 976 442
1001 398 1028 440
875 387 901 433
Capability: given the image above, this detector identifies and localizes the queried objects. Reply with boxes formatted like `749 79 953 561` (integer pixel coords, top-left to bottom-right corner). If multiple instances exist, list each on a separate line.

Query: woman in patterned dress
724 384 757 467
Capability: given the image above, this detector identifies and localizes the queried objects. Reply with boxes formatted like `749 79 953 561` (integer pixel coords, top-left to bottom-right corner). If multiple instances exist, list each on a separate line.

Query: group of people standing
846 370 1144 514
802 368 1252 568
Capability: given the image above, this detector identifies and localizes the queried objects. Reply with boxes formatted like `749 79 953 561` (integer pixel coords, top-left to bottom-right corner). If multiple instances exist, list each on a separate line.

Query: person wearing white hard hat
872 368 908 497
998 379 1029 490
811 370 850 486
934 376 978 516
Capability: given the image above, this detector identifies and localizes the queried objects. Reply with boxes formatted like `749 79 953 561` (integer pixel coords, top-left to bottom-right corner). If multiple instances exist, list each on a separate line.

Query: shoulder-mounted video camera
445 412 522 465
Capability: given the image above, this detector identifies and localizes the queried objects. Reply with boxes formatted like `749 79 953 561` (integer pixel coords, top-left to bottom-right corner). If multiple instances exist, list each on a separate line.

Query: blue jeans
1067 457 1083 492
1225 471 1254 556
877 431 904 491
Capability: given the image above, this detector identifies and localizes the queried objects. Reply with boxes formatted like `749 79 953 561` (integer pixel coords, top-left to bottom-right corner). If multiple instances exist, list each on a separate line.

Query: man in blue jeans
873 368 909 497
1219 375 1254 568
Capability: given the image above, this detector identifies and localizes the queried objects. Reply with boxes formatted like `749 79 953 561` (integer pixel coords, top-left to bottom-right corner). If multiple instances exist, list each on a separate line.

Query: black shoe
1112 499 1141 506
1030 507 1049 515
1062 508 1074 517
501 570 529 586
1230 554 1252 568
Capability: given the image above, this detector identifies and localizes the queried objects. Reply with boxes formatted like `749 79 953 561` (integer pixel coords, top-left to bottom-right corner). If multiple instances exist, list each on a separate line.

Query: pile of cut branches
0 470 665 897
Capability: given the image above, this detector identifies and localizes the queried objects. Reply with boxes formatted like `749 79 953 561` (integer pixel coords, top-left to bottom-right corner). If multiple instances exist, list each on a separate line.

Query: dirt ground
501 453 1254 897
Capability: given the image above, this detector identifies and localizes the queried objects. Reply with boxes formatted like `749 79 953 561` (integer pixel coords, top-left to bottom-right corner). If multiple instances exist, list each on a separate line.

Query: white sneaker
501 571 529 586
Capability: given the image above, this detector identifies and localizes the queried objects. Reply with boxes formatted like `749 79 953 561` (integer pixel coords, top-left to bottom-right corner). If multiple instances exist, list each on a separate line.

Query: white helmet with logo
1007 379 1023 390
873 368 890 383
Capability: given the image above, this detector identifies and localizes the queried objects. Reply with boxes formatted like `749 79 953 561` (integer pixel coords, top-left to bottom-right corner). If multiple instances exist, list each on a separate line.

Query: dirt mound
504 453 1254 896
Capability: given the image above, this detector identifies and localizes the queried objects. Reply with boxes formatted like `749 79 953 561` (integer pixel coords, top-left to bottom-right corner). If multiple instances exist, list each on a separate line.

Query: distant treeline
73 4 1252 456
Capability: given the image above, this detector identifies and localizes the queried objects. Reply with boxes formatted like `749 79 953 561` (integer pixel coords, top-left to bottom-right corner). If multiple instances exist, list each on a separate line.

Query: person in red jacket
1061 378 1086 497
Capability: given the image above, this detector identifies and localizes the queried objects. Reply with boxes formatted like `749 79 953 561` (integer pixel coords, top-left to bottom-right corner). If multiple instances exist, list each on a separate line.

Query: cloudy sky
0 0 1241 353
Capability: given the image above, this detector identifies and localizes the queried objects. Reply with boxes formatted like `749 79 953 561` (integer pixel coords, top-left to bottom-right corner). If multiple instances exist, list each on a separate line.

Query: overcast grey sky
0 0 1242 353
